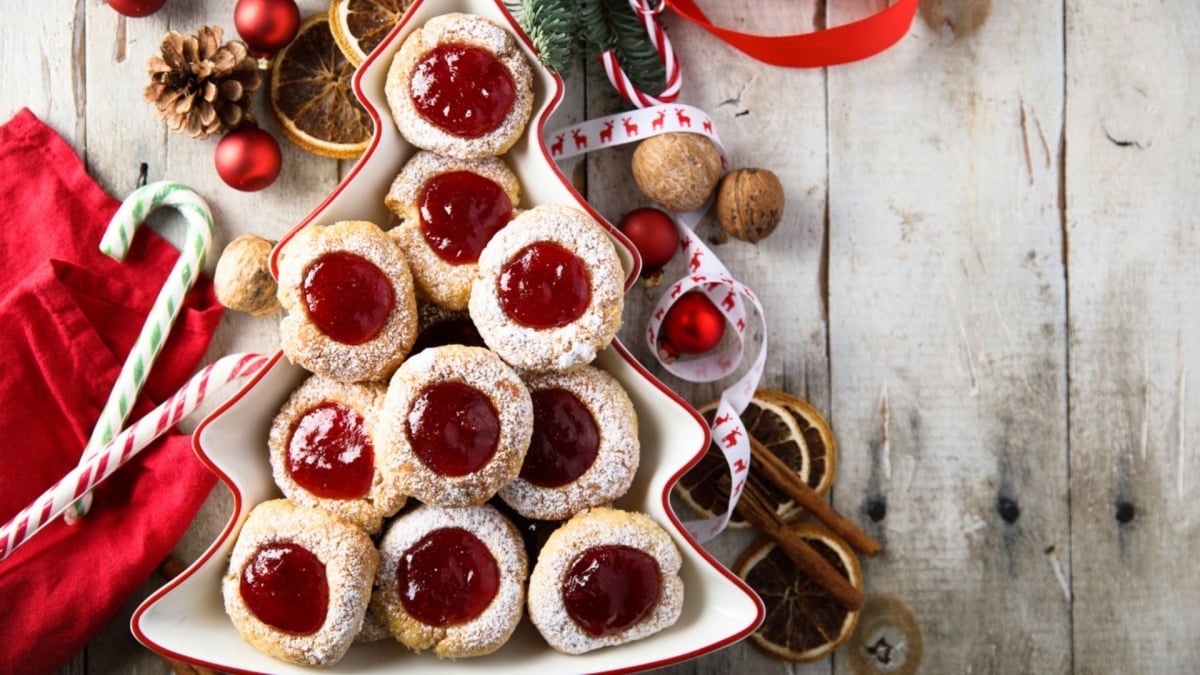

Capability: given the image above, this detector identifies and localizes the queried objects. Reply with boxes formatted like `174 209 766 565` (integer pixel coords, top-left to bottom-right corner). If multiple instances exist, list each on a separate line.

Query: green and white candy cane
66 181 214 522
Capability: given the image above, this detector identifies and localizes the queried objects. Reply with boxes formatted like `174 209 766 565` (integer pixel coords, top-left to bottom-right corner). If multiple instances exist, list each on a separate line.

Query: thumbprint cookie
385 151 520 310
268 374 405 534
528 507 683 654
469 205 624 372
223 499 379 667
277 220 419 382
498 366 639 521
372 503 528 658
386 13 533 159
379 344 533 507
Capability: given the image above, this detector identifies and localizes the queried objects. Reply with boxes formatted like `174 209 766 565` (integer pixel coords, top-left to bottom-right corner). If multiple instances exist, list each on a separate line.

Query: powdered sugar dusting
498 366 639 520
527 507 683 654
372 503 527 657
277 221 418 383
469 205 625 372
222 500 379 667
386 13 533 159
378 345 533 506
268 375 406 534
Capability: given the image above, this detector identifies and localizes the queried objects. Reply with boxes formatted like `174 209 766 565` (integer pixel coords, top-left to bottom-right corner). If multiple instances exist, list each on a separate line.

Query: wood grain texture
827 0 1070 672
0 0 1188 673
1065 2 1200 671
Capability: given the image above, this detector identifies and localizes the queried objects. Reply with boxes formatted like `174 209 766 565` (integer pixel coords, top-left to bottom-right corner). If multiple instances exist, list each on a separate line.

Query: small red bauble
660 291 726 358
618 207 678 281
107 0 166 17
215 127 282 192
234 0 302 55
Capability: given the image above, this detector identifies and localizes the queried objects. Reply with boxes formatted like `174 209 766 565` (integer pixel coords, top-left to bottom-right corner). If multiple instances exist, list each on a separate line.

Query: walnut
213 234 280 316
715 168 785 243
631 133 722 212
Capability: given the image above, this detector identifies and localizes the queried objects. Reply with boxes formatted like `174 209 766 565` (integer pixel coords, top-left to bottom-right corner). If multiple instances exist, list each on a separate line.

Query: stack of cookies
222 12 682 668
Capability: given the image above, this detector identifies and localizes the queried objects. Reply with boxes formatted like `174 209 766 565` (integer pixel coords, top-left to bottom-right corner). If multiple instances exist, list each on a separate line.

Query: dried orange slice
329 0 412 67
734 523 862 662
674 389 836 527
269 13 372 159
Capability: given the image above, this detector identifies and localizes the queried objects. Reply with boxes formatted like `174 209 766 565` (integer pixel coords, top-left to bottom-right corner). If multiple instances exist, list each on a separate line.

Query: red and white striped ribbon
600 0 682 108
0 353 268 562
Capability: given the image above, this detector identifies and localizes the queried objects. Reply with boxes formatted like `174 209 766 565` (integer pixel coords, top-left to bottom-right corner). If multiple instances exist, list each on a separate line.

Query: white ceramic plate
132 1 762 672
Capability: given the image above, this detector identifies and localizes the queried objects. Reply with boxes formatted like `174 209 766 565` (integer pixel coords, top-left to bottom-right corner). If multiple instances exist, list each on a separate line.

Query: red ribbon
662 0 919 67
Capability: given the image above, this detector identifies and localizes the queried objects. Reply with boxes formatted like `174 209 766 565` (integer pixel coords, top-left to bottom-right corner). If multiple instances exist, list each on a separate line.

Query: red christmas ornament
234 0 301 55
618 207 679 282
660 291 726 358
107 0 165 17
215 127 282 192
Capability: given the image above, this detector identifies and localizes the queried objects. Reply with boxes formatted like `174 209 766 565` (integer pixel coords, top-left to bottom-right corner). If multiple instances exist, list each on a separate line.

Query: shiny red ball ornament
234 0 301 55
107 0 166 16
618 207 679 281
215 127 282 192
660 291 726 358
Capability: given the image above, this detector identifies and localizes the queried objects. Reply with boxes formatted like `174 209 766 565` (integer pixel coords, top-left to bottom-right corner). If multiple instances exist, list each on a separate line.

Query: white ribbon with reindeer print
548 103 768 543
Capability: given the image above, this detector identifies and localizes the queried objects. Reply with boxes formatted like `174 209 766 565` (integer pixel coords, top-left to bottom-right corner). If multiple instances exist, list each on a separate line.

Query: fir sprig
508 0 581 75
507 0 667 98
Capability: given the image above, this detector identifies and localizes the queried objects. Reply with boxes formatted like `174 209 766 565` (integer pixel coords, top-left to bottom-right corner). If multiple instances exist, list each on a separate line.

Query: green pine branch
509 0 667 97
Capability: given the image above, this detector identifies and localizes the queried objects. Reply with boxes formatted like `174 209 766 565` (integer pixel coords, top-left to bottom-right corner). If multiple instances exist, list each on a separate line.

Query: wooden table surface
8 0 1199 673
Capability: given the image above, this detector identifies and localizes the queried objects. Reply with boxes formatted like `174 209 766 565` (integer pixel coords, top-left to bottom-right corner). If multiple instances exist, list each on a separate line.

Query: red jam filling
419 171 513 264
286 402 374 500
301 251 395 345
497 242 590 329
407 381 500 476
520 388 600 488
397 527 500 626
562 545 660 637
240 542 329 635
409 43 516 139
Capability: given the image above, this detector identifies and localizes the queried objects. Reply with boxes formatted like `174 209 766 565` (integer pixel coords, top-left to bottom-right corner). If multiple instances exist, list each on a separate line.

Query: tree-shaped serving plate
132 1 762 672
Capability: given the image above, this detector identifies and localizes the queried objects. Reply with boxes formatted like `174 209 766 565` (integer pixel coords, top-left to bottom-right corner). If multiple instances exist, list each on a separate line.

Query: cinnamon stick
735 482 863 612
749 436 883 557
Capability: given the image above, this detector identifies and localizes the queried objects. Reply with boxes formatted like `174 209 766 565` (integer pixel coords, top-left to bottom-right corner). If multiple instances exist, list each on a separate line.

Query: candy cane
600 0 682 108
67 181 215 521
1 353 268 561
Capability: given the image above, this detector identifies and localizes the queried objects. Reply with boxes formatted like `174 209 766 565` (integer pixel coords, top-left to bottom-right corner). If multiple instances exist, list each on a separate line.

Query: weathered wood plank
1064 2 1200 671
827 1 1070 672
0 0 86 149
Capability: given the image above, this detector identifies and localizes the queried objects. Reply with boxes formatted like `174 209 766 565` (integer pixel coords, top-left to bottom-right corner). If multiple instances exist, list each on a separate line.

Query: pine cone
144 26 263 140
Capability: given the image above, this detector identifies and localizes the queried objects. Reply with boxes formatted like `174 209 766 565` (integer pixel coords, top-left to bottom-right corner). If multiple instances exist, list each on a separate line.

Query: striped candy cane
1 353 268 561
67 181 215 521
601 0 682 108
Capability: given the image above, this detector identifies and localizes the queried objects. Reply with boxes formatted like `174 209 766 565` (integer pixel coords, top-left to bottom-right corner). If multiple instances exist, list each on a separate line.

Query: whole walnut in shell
716 168 785 243
631 133 722 212
214 234 280 316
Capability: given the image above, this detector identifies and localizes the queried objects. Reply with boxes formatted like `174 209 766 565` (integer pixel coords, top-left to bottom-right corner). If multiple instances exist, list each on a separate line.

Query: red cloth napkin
0 109 223 674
